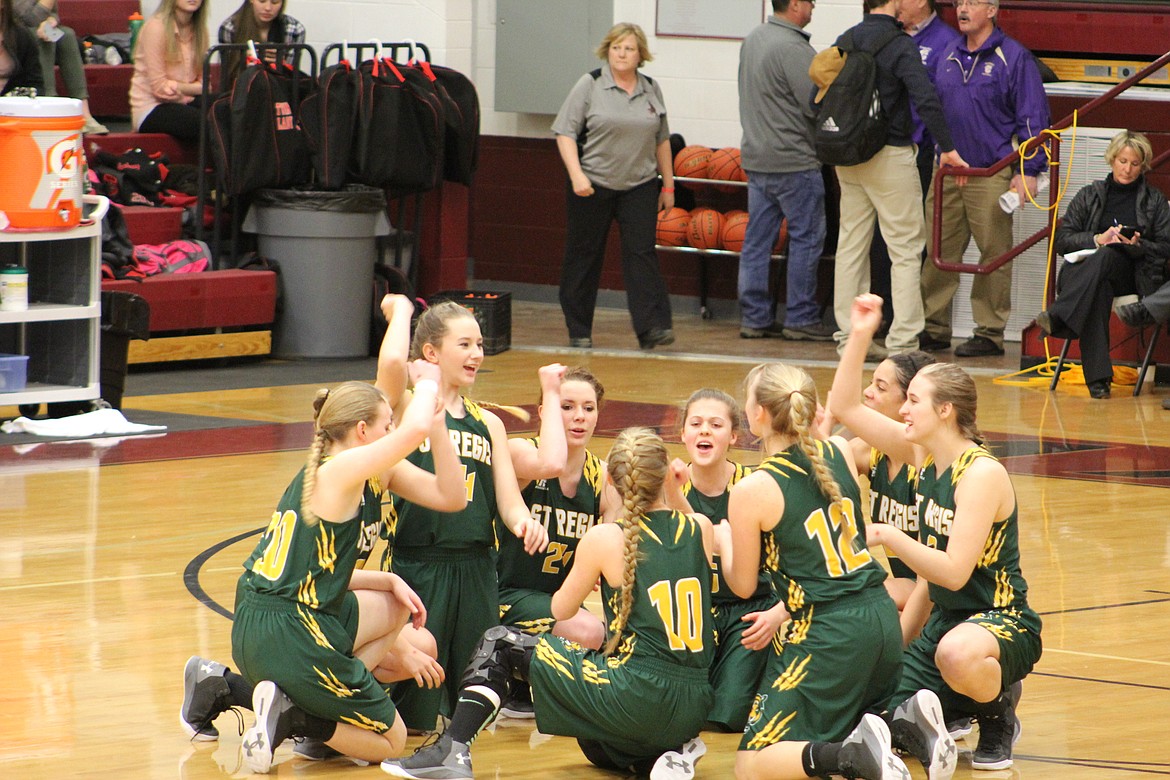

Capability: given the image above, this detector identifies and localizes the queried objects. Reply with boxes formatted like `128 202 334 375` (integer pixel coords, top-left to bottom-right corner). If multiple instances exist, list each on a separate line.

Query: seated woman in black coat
0 0 43 96
1038 130 1170 399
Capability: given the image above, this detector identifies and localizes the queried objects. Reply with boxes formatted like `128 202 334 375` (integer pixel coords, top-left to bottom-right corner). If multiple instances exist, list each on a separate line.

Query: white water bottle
0 266 29 311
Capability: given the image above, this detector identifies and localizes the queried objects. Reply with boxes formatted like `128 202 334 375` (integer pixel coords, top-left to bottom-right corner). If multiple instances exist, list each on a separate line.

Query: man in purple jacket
919 0 1049 357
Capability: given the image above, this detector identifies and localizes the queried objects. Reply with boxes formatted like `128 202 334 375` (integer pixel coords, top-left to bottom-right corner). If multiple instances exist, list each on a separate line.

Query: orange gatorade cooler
0 96 84 231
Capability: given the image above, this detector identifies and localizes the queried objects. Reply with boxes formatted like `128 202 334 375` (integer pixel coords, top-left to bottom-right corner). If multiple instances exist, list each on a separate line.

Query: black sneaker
569 337 593 349
1117 301 1154 328
241 680 296 774
837 714 911 780
918 333 952 352
639 328 675 350
293 737 371 765
781 321 836 341
740 322 786 339
954 336 1004 357
946 717 973 740
381 732 472 779
499 681 535 719
889 689 957 780
972 682 1022 771
180 656 229 742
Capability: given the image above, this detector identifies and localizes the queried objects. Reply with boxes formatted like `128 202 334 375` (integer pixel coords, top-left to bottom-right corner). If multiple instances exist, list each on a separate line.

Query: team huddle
178 293 1041 780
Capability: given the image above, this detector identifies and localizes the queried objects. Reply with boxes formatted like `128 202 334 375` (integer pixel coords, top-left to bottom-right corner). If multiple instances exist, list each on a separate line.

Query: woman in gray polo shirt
552 22 675 351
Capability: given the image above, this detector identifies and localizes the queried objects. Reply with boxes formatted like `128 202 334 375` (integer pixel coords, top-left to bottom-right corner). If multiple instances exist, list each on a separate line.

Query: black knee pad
460 626 539 693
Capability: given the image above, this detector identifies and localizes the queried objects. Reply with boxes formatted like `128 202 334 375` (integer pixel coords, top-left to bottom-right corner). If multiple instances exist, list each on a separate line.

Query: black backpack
812 27 902 167
299 61 360 190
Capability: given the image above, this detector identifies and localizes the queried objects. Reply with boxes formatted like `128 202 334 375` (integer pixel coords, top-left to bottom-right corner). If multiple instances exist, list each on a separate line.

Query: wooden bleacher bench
57 0 140 118
101 270 278 364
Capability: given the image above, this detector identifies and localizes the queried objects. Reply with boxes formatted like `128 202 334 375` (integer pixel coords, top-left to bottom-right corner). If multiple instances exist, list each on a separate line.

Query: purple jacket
935 26 1050 176
909 14 961 147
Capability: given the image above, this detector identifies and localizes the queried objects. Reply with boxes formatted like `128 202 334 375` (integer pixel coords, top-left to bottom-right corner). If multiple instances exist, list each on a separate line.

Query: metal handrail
927 48 1170 275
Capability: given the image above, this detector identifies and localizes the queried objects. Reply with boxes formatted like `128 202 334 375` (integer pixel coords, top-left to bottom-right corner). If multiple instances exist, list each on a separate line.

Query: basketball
773 218 789 255
720 210 750 252
673 145 712 180
656 207 691 247
707 147 744 192
687 207 724 250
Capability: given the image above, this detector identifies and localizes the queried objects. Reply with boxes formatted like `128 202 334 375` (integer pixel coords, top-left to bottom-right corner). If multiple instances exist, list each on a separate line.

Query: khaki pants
921 167 1014 346
833 145 926 352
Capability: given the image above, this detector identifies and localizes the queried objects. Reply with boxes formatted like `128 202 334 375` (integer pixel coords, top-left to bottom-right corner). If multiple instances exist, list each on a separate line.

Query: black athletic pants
1049 246 1137 384
139 97 204 144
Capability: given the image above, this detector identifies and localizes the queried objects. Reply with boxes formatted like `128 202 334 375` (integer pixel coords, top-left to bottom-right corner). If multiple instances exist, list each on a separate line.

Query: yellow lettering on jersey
921 498 954 537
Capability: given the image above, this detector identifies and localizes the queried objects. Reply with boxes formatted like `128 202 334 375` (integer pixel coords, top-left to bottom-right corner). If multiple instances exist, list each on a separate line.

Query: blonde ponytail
603 427 668 655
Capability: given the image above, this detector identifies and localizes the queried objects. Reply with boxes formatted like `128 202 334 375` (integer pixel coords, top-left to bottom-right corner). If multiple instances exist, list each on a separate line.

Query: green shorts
388 547 498 729
231 589 397 733
892 604 1043 717
499 586 556 635
530 635 712 766
740 587 902 750
708 594 776 732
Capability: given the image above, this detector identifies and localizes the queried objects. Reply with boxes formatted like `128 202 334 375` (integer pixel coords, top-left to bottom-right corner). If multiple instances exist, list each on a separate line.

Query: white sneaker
838 714 911 780
241 680 295 774
650 736 706 780
890 689 958 780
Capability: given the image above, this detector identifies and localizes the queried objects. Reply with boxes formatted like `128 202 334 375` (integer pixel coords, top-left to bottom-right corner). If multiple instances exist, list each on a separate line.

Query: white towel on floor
1 408 167 437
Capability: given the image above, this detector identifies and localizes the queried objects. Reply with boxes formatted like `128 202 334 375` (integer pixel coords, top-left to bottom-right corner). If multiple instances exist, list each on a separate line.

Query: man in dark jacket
828 0 965 357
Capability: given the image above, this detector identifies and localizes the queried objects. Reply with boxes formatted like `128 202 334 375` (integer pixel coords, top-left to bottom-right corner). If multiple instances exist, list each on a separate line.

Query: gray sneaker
241 680 296 774
972 680 1023 771
890 689 957 780
381 733 472 779
180 656 229 742
782 321 836 341
294 738 370 766
838 714 911 780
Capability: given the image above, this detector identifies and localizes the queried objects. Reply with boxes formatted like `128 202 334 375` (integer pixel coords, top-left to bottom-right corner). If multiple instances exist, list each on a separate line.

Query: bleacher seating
58 0 139 118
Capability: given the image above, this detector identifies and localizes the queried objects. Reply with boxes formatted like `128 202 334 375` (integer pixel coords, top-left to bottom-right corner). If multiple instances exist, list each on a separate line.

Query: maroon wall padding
101 270 277 333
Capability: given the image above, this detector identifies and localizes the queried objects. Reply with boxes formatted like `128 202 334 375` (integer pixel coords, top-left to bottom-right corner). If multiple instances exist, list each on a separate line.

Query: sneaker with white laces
180 656 229 742
381 732 473 779
241 680 296 774
838 714 911 780
889 689 958 780
650 736 706 780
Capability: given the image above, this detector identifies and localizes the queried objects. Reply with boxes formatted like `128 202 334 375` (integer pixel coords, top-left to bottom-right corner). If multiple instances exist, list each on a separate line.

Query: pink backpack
129 240 211 279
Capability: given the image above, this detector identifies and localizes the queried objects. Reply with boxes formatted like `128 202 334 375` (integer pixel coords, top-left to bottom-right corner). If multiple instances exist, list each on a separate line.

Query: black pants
559 179 672 341
139 98 203 143
1049 246 1137 384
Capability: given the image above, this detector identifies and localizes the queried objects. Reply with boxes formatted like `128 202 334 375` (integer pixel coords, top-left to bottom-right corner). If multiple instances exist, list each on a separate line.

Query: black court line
183 526 263 621
1037 594 1170 616
1020 755 1170 774
1030 670 1170 693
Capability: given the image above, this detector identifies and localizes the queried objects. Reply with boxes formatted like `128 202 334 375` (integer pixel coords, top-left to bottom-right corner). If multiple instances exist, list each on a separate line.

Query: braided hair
747 363 843 507
301 381 389 527
603 427 668 655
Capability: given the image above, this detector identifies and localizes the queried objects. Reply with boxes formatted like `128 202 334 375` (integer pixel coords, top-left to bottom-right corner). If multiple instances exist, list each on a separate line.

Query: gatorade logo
45 134 81 177
275 102 294 131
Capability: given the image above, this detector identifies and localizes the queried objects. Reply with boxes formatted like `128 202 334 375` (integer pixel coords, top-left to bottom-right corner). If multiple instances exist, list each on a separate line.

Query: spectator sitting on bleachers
13 0 107 132
129 0 209 143
0 0 42 96
218 0 304 76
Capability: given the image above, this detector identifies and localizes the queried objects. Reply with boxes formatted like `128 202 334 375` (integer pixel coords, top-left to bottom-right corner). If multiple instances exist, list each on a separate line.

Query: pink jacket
129 16 205 130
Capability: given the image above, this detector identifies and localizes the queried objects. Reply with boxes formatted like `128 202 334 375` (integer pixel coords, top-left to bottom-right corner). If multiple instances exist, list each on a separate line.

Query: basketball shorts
499 586 557 635
707 594 776 732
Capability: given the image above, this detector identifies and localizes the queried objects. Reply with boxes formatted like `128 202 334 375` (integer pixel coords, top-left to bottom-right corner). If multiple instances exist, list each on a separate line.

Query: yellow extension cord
984 112 1145 390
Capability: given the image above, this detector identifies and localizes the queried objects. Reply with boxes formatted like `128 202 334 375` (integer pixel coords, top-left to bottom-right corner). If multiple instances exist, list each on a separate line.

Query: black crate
427 290 511 355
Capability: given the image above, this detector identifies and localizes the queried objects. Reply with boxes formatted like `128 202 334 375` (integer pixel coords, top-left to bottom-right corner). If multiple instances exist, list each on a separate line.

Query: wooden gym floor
2 300 1169 779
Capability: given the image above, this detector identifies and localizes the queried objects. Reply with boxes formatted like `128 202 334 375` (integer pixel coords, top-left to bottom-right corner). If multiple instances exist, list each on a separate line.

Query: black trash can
243 186 390 358
99 290 151 409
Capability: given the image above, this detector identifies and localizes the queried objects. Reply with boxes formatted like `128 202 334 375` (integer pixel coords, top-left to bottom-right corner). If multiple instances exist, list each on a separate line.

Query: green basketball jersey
916 446 1030 612
239 467 383 616
868 448 918 581
497 438 604 594
682 462 771 604
604 509 714 672
383 399 498 562
756 441 888 613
